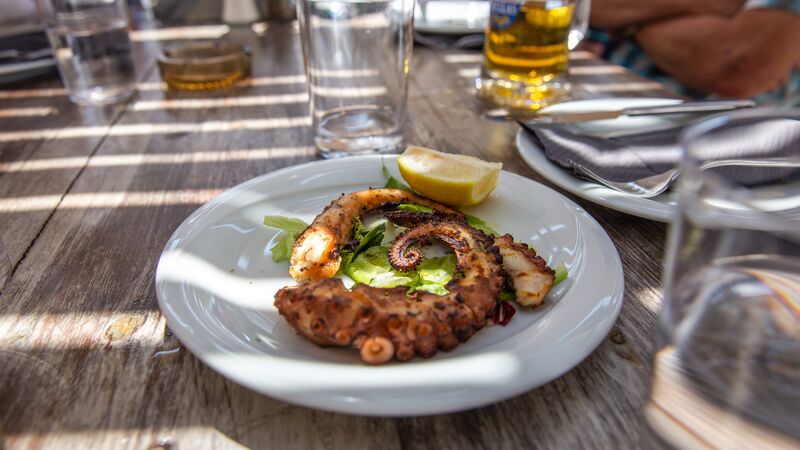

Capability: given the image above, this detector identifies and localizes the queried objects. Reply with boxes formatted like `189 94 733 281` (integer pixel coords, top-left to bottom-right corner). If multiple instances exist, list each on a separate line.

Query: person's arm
590 0 744 31
635 9 800 98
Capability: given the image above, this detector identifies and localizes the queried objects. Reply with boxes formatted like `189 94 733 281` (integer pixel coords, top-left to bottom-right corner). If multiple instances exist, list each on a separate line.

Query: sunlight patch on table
0 75 309 99
0 189 224 212
308 68 379 78
569 51 596 60
0 147 315 173
0 117 311 142
0 311 164 352
310 86 388 97
6 427 245 450
458 67 480 78
443 53 483 64
569 65 626 75
251 21 269 35
129 25 230 41
131 93 308 111
0 87 68 99
0 107 58 117
581 81 665 93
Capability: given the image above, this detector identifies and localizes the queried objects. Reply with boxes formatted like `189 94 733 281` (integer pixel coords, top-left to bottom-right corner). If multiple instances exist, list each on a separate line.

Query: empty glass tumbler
35 0 137 105
647 109 800 449
297 0 415 157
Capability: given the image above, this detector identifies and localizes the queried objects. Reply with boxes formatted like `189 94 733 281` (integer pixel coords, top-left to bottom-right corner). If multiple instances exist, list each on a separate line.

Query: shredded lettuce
382 159 413 192
263 215 309 262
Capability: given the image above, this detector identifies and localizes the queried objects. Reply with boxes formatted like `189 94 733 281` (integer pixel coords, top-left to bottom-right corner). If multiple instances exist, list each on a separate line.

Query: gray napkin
520 119 800 185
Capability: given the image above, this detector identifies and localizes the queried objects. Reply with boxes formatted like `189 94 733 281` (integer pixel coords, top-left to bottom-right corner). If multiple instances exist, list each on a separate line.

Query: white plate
517 97 682 222
155 155 624 416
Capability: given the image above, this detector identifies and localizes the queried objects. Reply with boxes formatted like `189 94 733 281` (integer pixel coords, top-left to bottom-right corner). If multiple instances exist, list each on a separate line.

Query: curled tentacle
389 221 484 272
389 243 423 272
289 189 463 282
274 221 504 364
384 210 465 228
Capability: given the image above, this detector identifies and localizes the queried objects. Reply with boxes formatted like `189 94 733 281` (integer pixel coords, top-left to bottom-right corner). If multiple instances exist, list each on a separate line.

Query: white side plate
517 97 681 222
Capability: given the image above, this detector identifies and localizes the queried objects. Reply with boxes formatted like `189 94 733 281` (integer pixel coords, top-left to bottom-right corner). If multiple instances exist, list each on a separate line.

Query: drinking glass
646 109 800 449
35 0 137 105
297 0 415 158
477 0 590 112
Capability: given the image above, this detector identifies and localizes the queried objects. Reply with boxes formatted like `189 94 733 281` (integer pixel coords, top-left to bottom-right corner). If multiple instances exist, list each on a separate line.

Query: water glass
646 110 800 448
35 0 137 105
478 0 590 112
297 0 415 158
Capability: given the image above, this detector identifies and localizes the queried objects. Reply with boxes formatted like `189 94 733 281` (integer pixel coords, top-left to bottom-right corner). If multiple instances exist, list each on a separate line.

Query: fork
573 158 800 198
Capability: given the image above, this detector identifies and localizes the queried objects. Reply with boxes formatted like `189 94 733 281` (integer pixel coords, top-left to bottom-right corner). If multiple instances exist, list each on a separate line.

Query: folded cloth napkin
520 118 800 185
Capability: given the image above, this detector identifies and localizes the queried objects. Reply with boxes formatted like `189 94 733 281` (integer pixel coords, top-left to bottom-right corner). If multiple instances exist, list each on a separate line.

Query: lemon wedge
397 146 502 206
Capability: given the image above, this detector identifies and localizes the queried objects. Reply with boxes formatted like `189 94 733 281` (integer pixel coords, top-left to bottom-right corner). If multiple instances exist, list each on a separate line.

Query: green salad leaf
344 246 416 288
409 254 457 295
396 203 434 213
263 215 308 234
464 214 498 236
553 264 568 286
355 222 386 254
337 218 385 274
263 215 309 262
382 159 413 192
499 291 516 302
343 246 457 295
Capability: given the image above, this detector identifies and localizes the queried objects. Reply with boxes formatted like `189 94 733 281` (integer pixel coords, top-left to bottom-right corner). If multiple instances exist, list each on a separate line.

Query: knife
524 99 757 125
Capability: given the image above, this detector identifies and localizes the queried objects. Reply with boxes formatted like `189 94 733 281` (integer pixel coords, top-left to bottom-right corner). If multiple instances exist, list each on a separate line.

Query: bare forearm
590 0 744 31
636 11 800 97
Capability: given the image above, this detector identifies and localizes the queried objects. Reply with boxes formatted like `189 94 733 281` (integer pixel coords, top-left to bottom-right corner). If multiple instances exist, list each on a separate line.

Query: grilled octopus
289 188 463 282
386 212 556 307
275 221 504 364
494 235 555 307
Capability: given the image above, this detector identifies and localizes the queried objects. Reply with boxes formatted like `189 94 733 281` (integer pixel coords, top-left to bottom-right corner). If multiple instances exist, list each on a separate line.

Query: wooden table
0 21 680 449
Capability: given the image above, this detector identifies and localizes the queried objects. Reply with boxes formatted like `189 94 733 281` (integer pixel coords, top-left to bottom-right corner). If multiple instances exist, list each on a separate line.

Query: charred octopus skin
274 221 504 364
494 234 555 307
385 213 557 307
289 188 463 282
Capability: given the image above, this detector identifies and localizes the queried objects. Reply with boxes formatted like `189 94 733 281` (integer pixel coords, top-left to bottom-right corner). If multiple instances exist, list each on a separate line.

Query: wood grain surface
0 20 678 450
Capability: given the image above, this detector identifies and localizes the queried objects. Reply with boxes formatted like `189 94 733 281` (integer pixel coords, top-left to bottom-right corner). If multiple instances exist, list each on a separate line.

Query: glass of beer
478 0 589 112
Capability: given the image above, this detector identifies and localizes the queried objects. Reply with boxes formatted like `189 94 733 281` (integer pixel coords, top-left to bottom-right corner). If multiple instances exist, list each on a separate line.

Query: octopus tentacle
383 210 465 228
274 221 504 364
494 234 556 307
289 188 463 282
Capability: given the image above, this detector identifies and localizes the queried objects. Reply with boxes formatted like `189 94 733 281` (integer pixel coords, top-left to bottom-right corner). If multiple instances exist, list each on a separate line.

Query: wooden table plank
1 23 673 449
